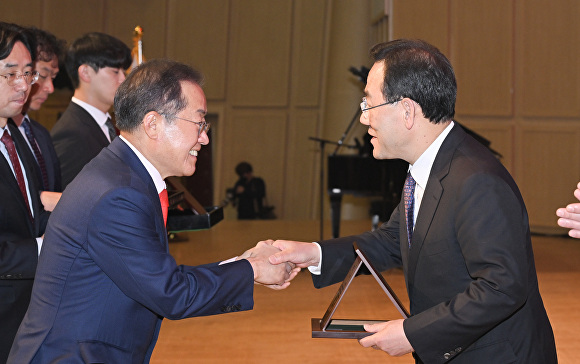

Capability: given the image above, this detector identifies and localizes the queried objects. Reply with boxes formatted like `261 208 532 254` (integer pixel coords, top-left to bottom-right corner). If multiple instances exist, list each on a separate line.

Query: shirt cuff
307 242 323 275
220 256 238 265
36 237 43 256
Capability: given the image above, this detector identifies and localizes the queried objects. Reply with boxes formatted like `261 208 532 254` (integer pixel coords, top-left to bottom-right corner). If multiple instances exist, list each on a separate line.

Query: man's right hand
269 240 320 268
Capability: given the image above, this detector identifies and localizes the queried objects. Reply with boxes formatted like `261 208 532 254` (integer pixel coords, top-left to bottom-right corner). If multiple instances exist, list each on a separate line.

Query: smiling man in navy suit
9 59 296 364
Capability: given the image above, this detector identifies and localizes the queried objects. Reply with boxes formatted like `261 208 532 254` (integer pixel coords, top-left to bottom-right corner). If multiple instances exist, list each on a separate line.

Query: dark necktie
159 189 169 227
22 119 49 190
1 129 33 220
105 117 117 142
403 172 416 248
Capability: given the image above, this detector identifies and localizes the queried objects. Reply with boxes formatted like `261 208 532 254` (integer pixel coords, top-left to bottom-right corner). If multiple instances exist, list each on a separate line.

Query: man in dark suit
8 59 296 364
11 27 65 197
0 22 51 364
268 39 557 363
51 32 131 189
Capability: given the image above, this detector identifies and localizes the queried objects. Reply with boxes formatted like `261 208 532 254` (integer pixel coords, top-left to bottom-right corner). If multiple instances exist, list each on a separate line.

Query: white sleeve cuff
307 242 323 275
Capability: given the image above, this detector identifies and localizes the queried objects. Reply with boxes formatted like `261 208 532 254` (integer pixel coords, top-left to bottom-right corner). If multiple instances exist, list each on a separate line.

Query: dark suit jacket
51 102 110 190
9 138 255 364
312 125 557 364
9 117 62 192
0 123 49 363
29 117 62 192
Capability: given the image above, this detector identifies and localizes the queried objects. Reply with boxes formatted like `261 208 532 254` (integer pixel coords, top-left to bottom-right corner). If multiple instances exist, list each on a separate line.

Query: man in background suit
51 32 131 189
268 39 557 363
10 27 65 201
9 59 297 363
0 22 51 364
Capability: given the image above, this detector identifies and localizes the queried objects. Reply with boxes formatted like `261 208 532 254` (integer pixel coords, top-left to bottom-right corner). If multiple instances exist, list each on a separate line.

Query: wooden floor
150 220 580 363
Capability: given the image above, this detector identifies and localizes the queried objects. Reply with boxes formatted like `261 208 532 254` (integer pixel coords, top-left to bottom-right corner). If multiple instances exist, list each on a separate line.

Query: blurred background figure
229 161 274 220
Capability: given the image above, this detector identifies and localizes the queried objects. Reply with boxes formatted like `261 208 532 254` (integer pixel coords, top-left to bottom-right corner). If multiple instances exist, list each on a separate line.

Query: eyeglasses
0 71 40 86
360 97 400 118
173 116 211 136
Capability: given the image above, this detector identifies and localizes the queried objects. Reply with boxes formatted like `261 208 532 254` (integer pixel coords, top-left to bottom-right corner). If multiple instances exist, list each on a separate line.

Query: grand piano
328 154 407 238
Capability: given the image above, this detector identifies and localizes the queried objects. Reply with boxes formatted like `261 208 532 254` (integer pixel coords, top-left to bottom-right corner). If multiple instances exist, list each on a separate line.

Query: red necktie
1 129 33 220
159 189 169 227
22 119 49 190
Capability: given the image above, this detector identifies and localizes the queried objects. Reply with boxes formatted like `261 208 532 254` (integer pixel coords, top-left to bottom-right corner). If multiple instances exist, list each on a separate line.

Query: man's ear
143 111 162 139
402 98 416 130
78 64 92 83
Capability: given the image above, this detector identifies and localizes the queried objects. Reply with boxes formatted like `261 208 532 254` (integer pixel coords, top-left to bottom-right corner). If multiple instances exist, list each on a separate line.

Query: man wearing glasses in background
0 22 51 363
9 27 65 212
50 32 132 190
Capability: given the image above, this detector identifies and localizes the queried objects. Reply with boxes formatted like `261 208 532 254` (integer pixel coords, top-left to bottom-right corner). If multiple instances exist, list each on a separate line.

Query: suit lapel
405 125 466 285
69 102 110 146
107 138 167 243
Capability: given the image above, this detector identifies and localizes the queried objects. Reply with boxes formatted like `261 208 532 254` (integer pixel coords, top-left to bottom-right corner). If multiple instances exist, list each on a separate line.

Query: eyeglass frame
171 115 211 136
0 70 40 86
360 97 400 118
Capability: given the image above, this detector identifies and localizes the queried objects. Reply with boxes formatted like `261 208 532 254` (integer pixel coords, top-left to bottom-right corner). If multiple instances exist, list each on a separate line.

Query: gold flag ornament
128 26 145 73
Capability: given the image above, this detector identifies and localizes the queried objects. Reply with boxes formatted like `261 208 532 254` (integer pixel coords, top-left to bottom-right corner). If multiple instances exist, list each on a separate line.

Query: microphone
349 66 370 83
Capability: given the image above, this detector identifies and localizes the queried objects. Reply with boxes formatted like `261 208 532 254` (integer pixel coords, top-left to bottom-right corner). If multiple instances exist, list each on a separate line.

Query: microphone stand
332 107 362 156
309 132 358 241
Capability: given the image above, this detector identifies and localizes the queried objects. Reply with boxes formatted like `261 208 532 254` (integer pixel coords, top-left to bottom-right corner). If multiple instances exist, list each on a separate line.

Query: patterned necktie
22 119 49 190
159 189 169 227
1 129 33 220
105 117 117 142
403 172 416 248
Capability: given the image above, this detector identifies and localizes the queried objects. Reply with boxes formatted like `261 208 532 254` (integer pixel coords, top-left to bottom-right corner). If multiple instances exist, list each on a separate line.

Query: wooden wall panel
283 110 320 219
221 110 288 214
518 0 580 117
452 0 513 116
228 0 292 107
291 0 328 107
106 0 167 60
43 0 105 42
391 0 449 54
0 0 43 27
167 0 230 101
518 125 580 232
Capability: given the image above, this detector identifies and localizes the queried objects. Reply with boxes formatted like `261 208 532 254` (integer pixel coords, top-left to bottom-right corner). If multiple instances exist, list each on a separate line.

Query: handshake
238 240 321 290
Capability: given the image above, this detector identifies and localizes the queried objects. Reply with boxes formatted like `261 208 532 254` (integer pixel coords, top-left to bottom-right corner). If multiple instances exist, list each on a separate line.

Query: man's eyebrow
1 62 17 69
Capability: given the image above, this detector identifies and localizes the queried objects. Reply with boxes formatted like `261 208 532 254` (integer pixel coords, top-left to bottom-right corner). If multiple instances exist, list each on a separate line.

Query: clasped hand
239 241 300 290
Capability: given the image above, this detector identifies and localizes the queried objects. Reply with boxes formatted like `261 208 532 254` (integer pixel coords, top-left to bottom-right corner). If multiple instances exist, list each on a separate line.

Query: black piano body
328 155 408 238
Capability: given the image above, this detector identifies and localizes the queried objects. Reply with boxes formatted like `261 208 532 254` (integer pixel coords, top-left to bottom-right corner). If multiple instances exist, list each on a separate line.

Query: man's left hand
359 319 413 356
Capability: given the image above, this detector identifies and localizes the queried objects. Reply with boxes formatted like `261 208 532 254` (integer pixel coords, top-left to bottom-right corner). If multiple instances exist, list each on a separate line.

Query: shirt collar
118 135 166 194
409 121 454 190
71 96 111 127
